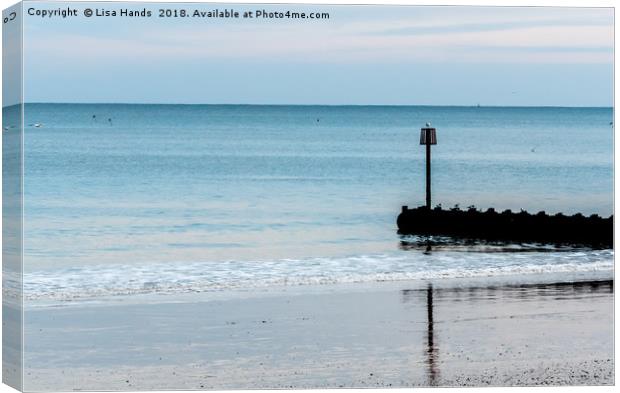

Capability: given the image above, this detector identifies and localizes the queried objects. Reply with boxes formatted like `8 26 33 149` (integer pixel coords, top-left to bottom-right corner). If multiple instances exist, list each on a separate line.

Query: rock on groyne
397 205 613 248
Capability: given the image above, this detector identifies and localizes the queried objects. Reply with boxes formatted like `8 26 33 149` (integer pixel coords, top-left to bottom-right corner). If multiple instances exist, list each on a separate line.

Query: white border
0 1 616 393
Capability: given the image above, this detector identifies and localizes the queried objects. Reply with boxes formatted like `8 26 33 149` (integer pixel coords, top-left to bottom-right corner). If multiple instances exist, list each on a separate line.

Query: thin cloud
25 21 613 65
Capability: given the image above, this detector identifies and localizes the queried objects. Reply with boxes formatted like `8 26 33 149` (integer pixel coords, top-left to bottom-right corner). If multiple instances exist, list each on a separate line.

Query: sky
15 2 615 106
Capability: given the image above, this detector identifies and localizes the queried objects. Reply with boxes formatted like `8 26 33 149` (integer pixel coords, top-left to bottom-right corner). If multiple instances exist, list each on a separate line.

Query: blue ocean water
19 104 613 303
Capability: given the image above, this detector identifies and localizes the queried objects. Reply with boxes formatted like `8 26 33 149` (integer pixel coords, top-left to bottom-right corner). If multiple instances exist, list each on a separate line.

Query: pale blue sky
20 2 614 106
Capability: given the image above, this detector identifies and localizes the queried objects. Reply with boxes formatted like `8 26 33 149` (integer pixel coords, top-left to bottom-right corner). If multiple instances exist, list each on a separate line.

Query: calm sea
14 104 614 304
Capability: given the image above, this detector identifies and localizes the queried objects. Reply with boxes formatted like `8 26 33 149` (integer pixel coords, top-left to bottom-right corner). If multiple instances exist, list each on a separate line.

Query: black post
420 125 436 209
426 142 431 209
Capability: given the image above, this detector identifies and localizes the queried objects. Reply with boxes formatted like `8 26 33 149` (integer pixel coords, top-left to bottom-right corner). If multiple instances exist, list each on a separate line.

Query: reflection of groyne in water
402 280 613 305
399 280 612 386
397 206 613 248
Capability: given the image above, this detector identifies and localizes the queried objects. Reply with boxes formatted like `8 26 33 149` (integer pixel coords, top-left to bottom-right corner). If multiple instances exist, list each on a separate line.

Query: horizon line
9 102 614 109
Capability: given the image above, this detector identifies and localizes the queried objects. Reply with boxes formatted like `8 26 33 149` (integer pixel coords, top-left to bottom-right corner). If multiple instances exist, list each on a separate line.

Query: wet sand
23 278 613 390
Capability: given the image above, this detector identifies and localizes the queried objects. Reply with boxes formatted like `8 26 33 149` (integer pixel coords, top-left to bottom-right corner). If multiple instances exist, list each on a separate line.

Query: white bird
426 122 431 127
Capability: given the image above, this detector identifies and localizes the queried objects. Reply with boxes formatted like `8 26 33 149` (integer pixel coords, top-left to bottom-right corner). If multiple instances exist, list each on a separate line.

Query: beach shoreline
22 276 614 390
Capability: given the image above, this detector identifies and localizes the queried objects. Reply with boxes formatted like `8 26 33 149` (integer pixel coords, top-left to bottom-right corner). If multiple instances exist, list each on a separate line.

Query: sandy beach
23 276 613 390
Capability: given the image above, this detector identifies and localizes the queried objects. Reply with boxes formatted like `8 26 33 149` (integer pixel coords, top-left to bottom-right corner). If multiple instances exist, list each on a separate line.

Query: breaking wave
15 248 614 304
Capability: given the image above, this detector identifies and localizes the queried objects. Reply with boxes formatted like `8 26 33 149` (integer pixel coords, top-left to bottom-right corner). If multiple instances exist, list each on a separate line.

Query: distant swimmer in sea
316 118 320 123
108 118 113 126
92 114 97 122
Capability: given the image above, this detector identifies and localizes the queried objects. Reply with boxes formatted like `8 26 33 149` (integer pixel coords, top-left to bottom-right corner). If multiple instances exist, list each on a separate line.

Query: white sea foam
16 249 614 304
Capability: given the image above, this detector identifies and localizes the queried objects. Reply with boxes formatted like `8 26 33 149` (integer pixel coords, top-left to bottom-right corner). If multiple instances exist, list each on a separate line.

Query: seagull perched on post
426 122 431 127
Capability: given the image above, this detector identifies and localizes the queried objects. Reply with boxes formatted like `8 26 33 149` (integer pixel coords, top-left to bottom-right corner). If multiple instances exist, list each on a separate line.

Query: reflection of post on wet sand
426 284 439 386
401 284 440 386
